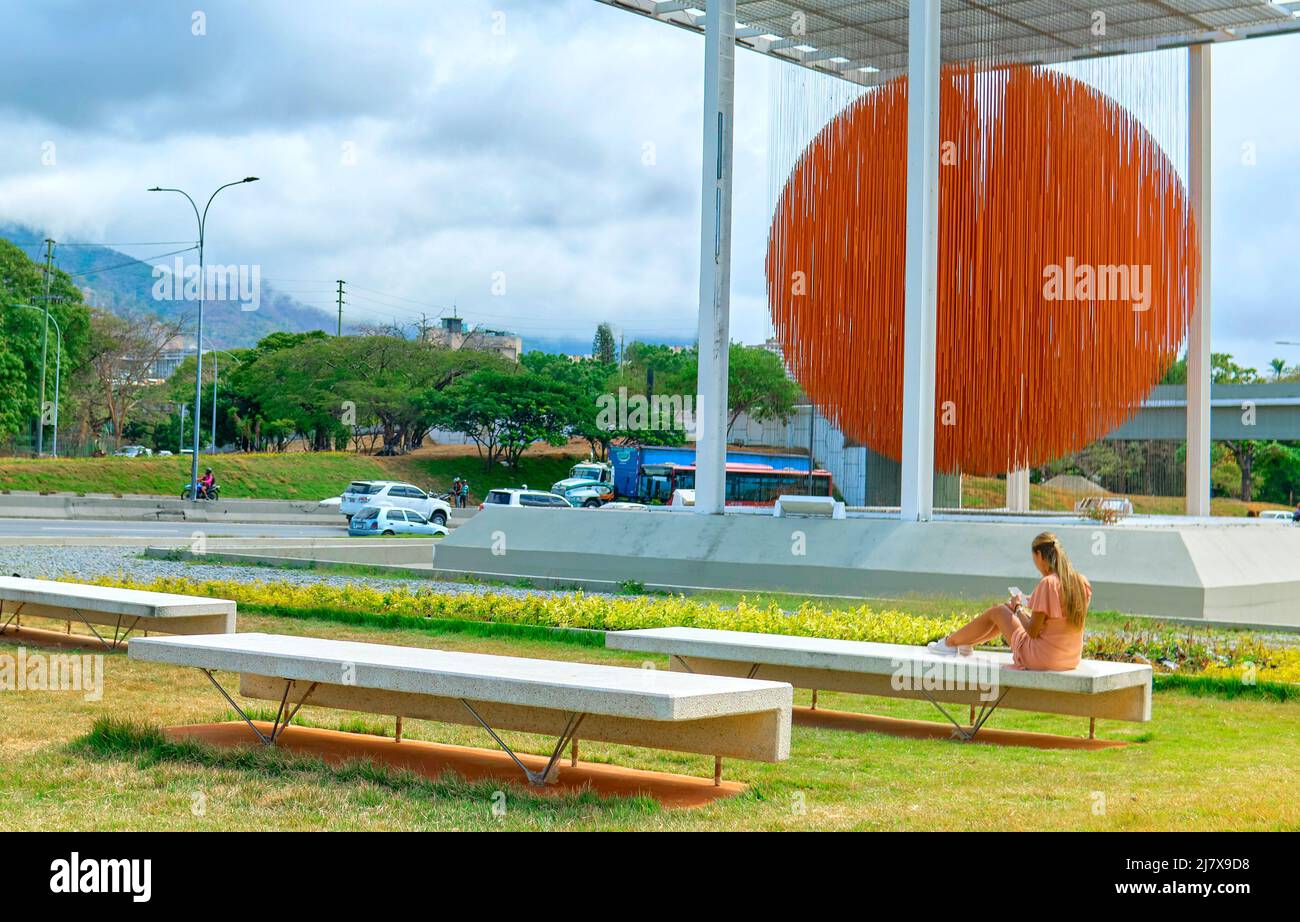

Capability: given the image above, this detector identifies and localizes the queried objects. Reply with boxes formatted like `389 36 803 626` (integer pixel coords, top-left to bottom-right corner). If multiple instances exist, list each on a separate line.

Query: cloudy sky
0 0 1297 370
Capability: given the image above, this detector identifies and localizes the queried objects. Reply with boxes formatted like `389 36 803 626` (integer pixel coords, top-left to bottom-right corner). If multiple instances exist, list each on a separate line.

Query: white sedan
348 506 448 537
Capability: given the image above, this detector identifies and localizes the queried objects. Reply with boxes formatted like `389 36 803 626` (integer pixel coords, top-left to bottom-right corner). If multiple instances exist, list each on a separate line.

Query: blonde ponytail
1031 532 1088 628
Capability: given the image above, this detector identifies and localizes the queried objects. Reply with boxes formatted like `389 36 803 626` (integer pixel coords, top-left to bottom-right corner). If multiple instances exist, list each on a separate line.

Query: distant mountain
1 223 340 349
1 223 698 356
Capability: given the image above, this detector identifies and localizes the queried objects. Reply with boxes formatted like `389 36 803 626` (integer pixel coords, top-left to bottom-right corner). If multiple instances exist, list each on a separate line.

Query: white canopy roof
598 0 1300 84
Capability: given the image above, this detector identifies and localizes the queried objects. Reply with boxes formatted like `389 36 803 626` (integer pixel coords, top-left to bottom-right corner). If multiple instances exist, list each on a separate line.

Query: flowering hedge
1199 650 1300 686
91 575 964 645
87 575 1298 687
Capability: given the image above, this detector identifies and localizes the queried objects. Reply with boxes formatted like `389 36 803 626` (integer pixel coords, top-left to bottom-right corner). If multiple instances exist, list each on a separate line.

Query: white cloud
0 0 1296 363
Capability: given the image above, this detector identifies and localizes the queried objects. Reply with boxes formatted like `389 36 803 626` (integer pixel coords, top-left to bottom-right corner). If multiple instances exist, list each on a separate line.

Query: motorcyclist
198 468 216 499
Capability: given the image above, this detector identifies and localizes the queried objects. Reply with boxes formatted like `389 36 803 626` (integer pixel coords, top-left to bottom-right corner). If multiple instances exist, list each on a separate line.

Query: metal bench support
920 687 1009 741
459 699 586 786
199 670 317 746
0 599 25 635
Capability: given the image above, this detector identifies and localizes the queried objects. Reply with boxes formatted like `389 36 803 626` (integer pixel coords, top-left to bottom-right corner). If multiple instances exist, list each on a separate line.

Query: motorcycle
181 482 221 501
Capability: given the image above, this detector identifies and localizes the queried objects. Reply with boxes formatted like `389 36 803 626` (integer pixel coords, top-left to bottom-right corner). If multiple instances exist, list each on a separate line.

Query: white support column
1006 467 1030 513
899 0 941 522
693 0 736 515
1186 44 1212 517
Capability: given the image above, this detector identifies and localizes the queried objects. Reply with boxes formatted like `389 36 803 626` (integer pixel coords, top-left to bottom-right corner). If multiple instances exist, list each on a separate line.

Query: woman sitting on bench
927 532 1092 670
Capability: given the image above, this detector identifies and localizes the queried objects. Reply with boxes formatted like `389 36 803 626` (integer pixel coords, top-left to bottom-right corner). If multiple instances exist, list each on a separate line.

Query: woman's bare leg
944 604 1015 647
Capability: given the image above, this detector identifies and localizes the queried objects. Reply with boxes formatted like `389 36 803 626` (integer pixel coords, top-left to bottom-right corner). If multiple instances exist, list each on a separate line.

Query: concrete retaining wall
0 492 341 523
431 508 1300 629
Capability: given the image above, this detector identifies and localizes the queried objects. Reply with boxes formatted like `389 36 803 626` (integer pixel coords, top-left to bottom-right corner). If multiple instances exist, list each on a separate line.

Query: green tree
721 343 800 435
597 342 694 448
592 323 617 365
1211 353 1260 384
1161 352 1262 386
1254 441 1300 506
1160 354 1186 385
1221 439 1261 502
229 334 499 453
1270 358 1287 381
422 367 577 471
79 309 182 451
0 239 92 446
522 351 614 458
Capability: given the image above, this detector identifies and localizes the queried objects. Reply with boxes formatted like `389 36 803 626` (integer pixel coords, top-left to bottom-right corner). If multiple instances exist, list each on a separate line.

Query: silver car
348 505 448 537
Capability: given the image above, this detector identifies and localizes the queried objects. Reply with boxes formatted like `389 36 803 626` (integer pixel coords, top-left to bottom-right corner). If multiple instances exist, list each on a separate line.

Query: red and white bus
636 461 833 506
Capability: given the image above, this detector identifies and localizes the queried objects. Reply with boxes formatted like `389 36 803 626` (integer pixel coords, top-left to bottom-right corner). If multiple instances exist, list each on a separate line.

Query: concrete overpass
1105 383 1300 442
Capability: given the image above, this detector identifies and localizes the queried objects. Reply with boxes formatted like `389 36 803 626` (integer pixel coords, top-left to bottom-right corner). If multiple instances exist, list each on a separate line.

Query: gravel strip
5 545 1294 649
0 544 614 601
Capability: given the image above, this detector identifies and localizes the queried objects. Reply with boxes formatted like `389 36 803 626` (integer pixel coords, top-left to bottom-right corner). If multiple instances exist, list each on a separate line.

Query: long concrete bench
0 576 236 650
607 627 1152 741
128 632 792 785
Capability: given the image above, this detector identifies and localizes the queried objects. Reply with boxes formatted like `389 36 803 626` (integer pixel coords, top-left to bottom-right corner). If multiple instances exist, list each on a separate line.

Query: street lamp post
148 177 259 501
211 349 218 451
208 348 237 451
6 303 62 457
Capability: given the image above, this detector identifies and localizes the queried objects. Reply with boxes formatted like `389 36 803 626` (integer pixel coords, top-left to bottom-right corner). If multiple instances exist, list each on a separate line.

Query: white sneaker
927 639 959 656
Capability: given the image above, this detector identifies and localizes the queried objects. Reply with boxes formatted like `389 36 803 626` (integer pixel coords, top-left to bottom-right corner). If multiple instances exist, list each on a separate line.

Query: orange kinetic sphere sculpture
767 66 1199 475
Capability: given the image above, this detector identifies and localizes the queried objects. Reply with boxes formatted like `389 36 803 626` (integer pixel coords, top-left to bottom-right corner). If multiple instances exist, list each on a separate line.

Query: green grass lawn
961 474 1289 517
2 610 1295 831
0 451 583 501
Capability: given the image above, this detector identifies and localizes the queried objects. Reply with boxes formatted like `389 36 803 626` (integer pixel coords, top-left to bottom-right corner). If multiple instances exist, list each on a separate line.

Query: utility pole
336 280 345 335
37 238 54 457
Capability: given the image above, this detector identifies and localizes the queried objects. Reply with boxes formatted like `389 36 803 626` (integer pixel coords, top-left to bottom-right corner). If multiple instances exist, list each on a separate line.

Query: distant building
423 314 522 362
140 336 193 384
760 336 797 381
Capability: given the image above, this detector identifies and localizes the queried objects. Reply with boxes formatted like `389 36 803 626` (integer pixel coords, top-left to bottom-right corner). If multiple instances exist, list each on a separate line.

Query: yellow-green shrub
1199 647 1300 686
84 575 1299 684
90 575 964 645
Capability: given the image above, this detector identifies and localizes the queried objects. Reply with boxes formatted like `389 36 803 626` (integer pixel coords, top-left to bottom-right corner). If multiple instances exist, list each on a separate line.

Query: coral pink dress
1010 574 1090 671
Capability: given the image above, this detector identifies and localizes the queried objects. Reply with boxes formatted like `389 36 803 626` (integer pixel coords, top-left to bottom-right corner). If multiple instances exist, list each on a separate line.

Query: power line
346 292 444 315
66 245 199 280
263 278 451 314
255 284 697 335
347 284 449 312
7 240 196 248
249 276 699 336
